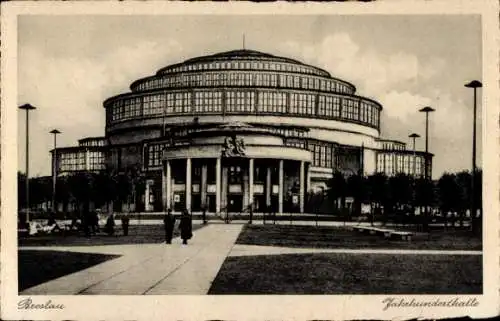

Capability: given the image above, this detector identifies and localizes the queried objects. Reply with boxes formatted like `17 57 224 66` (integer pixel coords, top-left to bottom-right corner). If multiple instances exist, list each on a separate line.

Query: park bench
389 231 413 241
351 225 413 241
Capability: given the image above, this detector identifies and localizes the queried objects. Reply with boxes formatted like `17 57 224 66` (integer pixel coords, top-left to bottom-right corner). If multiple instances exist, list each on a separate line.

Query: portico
160 123 312 214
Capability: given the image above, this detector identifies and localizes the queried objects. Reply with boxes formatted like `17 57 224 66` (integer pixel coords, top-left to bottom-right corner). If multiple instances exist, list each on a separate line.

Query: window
318 95 337 117
308 141 333 168
111 100 125 121
88 151 105 171
146 143 169 168
290 93 315 115
165 93 175 114
143 94 165 116
173 92 191 114
193 91 222 113
226 91 255 113
123 97 142 119
229 166 243 184
257 92 287 113
341 98 359 120
59 151 87 172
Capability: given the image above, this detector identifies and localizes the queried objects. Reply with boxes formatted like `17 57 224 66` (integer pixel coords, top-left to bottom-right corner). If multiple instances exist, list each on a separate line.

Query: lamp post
465 80 482 232
50 129 61 214
408 133 420 177
419 106 435 230
19 104 37 223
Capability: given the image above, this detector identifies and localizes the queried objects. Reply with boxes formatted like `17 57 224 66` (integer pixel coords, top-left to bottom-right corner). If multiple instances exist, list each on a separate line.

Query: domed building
54 49 432 214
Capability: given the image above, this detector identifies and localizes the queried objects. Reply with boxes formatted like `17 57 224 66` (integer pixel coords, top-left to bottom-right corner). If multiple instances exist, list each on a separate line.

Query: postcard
1 0 498 320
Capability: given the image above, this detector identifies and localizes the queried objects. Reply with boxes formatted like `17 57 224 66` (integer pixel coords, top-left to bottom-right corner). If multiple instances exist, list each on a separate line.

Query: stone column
279 159 284 214
243 163 249 210
144 180 151 212
299 161 305 213
306 163 311 193
186 158 192 212
221 166 228 211
201 163 208 209
266 165 272 207
216 157 221 213
165 160 171 210
249 158 254 210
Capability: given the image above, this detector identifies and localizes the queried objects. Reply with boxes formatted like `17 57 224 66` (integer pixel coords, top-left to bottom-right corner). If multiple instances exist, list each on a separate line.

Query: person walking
121 213 130 236
179 209 193 245
163 209 175 244
105 213 115 236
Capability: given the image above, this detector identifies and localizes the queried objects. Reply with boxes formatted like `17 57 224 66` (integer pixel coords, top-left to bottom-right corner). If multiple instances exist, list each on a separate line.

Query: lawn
208 253 482 294
18 224 205 247
236 224 482 250
18 250 120 291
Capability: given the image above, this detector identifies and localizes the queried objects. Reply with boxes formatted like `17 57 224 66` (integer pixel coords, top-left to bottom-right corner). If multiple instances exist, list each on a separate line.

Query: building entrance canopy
160 122 311 215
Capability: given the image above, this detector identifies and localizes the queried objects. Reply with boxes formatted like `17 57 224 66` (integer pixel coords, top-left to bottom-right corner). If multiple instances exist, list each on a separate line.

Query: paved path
20 222 480 295
228 244 483 257
21 224 243 295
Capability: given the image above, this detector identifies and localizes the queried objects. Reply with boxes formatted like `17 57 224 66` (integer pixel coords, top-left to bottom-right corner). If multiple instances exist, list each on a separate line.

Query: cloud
279 33 445 97
18 39 183 176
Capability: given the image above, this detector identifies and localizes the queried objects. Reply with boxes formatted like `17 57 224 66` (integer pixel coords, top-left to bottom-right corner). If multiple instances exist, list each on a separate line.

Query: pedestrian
202 206 207 225
82 209 91 238
121 213 130 236
179 209 193 245
90 210 99 235
163 208 175 244
105 214 115 236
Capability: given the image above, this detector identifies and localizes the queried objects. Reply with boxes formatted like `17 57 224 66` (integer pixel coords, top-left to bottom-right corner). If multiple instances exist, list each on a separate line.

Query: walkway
21 224 243 295
20 223 481 295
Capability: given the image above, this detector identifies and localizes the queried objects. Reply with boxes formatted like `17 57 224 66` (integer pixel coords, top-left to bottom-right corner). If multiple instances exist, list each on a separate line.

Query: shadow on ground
209 253 482 294
18 250 121 291
18 224 205 247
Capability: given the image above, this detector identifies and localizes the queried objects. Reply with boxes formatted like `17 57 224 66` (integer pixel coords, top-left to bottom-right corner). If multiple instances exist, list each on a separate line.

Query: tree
367 172 388 224
327 171 346 216
388 173 413 224
414 176 435 231
437 173 459 228
346 174 367 220
455 171 471 228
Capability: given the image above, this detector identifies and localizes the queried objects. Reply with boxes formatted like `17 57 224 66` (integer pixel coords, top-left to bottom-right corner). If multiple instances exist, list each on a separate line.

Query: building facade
53 49 432 213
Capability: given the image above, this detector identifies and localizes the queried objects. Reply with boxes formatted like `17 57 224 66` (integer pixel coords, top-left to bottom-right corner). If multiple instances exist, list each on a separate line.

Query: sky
17 15 482 179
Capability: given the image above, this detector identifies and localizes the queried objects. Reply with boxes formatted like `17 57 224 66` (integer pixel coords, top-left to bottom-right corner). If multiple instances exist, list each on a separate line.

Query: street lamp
465 80 482 230
50 129 61 214
19 104 37 223
408 133 420 177
419 106 435 230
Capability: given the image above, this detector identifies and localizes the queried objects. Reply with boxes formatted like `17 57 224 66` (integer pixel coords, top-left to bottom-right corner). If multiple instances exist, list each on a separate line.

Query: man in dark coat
163 209 175 244
179 209 193 245
105 214 115 236
121 214 130 236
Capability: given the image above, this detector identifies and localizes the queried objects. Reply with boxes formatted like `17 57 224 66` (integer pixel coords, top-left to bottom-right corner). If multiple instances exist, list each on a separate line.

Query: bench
352 225 413 241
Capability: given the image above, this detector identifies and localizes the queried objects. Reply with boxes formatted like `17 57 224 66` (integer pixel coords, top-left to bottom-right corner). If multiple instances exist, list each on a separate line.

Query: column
266 166 272 207
299 161 305 214
216 157 221 213
186 158 192 212
306 163 311 193
165 160 171 211
243 163 249 210
278 159 284 214
221 166 228 211
144 180 151 212
249 158 254 210
201 163 208 209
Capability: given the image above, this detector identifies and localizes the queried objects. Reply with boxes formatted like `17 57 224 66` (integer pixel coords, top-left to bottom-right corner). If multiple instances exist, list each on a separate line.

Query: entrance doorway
227 194 243 212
